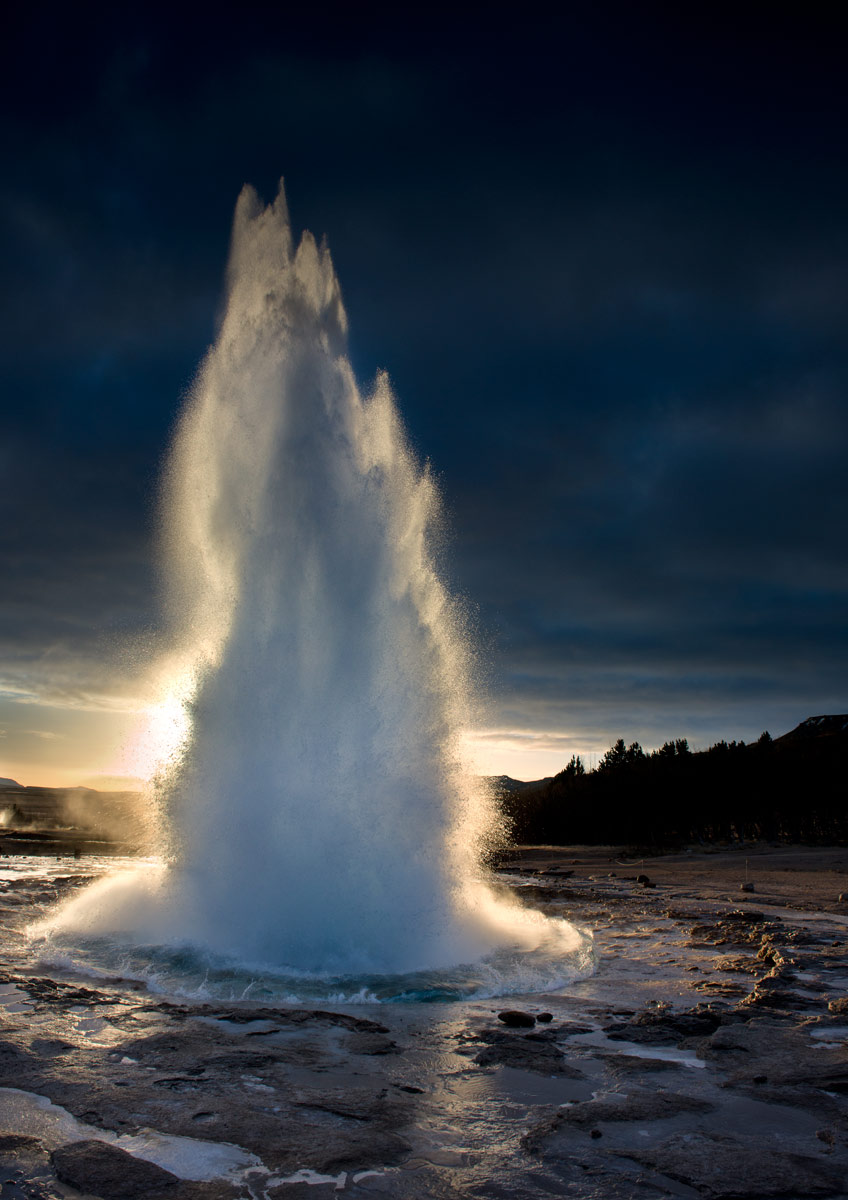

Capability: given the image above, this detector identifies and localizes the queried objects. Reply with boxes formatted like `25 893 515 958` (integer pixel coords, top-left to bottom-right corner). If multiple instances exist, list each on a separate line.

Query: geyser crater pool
37 182 594 1001
34 862 595 1003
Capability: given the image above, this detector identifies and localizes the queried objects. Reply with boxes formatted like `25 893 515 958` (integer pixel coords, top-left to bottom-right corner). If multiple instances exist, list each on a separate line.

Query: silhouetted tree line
498 723 848 847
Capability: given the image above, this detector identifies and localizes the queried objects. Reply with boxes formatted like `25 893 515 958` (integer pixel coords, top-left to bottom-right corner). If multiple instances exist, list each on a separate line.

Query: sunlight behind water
35 183 593 996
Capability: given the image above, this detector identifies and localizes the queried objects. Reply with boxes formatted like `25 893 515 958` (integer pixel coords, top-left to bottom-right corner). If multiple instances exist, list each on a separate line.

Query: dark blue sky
2 4 846 782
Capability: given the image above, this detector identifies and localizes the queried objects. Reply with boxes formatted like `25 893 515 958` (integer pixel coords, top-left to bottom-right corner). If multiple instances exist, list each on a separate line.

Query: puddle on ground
438 1063 593 1107
567 1029 706 1068
0 982 35 1015
810 1024 848 1040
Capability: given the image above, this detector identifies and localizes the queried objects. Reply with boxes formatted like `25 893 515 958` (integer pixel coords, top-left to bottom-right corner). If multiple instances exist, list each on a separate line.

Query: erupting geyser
40 184 593 999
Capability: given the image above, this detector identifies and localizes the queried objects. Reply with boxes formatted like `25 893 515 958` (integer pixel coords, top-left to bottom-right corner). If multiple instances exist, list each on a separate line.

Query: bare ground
0 844 846 1199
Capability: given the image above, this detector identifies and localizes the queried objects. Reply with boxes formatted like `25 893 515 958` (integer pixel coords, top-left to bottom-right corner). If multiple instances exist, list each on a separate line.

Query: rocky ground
0 845 847 1199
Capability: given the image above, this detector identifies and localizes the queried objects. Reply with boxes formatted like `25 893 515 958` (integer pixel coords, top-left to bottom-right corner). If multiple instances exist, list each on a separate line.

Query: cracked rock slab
603 1006 729 1045
615 1131 846 1198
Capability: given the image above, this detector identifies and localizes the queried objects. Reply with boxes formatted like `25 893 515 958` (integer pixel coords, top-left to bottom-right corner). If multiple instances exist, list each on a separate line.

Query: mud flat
0 845 847 1199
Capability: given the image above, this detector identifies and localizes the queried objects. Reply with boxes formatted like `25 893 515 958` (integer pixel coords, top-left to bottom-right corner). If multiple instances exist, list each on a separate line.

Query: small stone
636 874 650 885
838 893 848 903
740 882 755 892
752 1074 768 1084
536 1012 554 1023
590 1128 602 1139
497 1009 536 1027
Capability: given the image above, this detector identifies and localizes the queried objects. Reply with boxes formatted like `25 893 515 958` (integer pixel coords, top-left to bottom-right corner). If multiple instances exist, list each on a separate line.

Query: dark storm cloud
2 4 846 767
0 431 155 708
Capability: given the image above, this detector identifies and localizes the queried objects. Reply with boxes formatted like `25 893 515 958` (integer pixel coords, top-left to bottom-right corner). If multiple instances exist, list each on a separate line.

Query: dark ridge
777 715 848 741
486 775 552 794
498 717 848 848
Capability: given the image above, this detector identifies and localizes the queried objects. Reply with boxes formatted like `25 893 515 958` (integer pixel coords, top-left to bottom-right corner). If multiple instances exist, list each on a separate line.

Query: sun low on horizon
1 698 585 790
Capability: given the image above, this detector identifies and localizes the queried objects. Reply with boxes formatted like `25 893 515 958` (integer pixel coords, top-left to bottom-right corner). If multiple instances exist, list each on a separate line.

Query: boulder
496 1010 535 1028
50 1141 179 1199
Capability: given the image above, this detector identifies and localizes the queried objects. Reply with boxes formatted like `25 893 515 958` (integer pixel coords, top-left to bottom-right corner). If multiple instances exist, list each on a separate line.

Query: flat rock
741 984 823 1012
605 1054 683 1078
616 1131 845 1198
157 1005 388 1035
302 1129 411 1174
0 1132 56 1200
523 1090 715 1151
692 980 748 997
473 1039 583 1075
0 1131 49 1154
604 1006 725 1045
345 1033 398 1056
266 1185 339 1200
17 977 120 1008
0 1131 51 1172
712 955 761 974
686 913 781 948
50 1140 179 1198
291 1086 410 1125
699 1018 848 1090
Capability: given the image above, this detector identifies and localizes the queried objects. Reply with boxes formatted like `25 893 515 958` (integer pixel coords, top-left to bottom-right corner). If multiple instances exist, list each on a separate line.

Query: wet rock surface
603 1003 729 1043
0 846 847 1198
523 1088 716 1150
616 1131 846 1198
472 1034 584 1076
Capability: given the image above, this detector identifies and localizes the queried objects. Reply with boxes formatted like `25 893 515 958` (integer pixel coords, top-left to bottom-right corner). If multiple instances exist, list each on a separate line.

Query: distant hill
485 774 551 793
498 716 848 847
777 714 848 740
0 782 149 852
